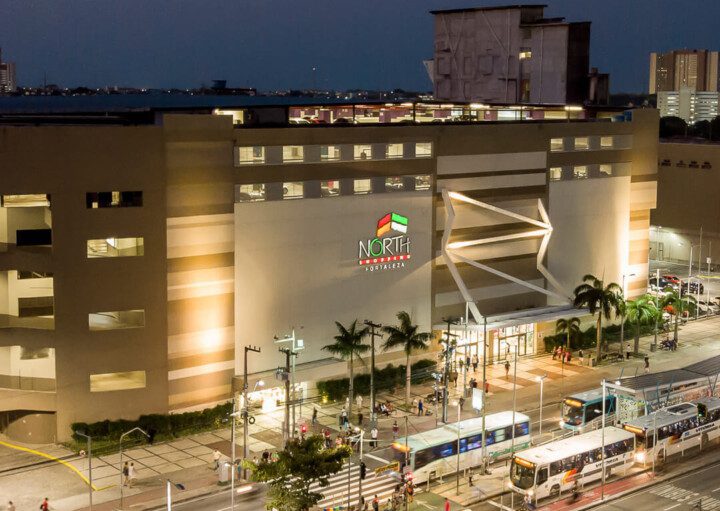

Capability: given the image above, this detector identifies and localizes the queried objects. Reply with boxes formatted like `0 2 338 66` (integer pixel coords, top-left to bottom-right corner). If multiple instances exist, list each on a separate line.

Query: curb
134 483 230 510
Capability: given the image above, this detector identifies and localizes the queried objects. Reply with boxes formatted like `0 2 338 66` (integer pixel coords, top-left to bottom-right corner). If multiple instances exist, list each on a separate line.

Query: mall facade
0 100 658 441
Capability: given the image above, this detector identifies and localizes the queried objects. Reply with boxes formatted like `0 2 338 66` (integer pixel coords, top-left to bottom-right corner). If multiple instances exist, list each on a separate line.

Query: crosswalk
312 463 401 509
650 484 720 510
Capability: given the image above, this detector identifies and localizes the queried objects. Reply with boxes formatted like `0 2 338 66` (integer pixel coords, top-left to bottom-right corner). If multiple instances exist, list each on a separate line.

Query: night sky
2 0 719 93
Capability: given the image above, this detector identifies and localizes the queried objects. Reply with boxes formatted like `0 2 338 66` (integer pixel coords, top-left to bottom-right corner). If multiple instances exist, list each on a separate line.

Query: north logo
358 212 411 271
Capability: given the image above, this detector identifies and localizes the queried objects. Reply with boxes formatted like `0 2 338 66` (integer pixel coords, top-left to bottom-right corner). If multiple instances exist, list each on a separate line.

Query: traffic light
360 461 367 480
301 423 308 434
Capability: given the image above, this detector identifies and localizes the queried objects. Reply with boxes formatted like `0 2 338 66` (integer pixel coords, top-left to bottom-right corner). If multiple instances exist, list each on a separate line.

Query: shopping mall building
0 98 658 441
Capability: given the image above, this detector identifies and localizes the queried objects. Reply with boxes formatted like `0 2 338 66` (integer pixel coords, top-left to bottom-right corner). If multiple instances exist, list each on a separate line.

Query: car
649 276 673 289
663 274 681 285
681 281 704 294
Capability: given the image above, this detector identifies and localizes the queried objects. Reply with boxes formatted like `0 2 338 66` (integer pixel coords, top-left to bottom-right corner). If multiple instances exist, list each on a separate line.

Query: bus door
536 466 549 495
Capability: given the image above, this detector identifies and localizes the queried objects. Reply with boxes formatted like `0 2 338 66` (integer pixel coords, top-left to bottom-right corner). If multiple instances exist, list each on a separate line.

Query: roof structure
430 5 547 15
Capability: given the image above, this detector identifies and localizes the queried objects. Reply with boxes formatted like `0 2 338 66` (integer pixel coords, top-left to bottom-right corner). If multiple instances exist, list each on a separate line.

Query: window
599 164 613 176
677 160 687 167
90 371 146 392
550 138 563 152
320 145 341 161
283 146 304 162
689 160 699 168
600 136 614 149
283 182 303 199
236 184 266 202
519 50 532 60
386 144 404 159
89 309 145 331
573 166 588 179
354 179 371 194
660 159 672 166
86 191 143 208
236 146 265 165
17 271 53 280
87 237 144 258
321 180 340 197
549 167 562 181
702 161 712 169
415 175 431 191
1 194 50 208
385 177 404 192
354 145 372 160
574 137 590 150
415 142 432 158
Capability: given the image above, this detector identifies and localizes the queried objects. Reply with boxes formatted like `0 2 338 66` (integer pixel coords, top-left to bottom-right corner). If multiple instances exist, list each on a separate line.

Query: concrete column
371 177 386 193
265 146 283 165
265 182 284 201
339 179 355 196
402 176 416 191
303 180 321 198
304 145 321 163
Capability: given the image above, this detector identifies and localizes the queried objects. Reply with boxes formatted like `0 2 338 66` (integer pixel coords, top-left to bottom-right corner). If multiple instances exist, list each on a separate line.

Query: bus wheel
550 485 560 498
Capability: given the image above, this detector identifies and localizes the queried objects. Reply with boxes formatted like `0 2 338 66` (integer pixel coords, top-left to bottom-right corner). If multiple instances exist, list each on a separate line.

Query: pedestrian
212 449 221 470
371 426 378 449
417 398 424 417
469 473 474 487
392 420 399 439
644 355 650 374
128 462 136 488
122 461 130 486
40 499 50 511
472 354 479 372
356 394 363 411
444 497 451 511
566 350 572 363
407 481 415 503
358 411 364 426
579 349 584 366
7 501 15 511
504 360 511 378
312 405 318 425
346 396 350 410
458 358 464 371
412 397 418 415
466 355 471 369
372 494 380 511
459 396 465 410
626 342 631 360
359 496 367 511
324 428 332 448
262 450 270 461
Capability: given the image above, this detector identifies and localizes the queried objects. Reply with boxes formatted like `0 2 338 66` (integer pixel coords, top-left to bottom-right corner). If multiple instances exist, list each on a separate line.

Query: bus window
562 399 584 426
494 428 506 443
515 422 530 437
459 438 468 453
467 435 482 450
549 460 563 476
510 459 535 490
537 467 548 485
414 449 432 470
435 442 455 458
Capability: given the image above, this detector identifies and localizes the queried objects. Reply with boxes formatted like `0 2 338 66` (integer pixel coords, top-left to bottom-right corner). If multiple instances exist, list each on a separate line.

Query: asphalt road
169 486 266 511
592 460 720 511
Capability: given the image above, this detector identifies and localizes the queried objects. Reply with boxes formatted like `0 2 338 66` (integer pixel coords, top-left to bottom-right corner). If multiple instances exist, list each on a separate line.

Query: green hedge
316 359 437 402
544 321 660 353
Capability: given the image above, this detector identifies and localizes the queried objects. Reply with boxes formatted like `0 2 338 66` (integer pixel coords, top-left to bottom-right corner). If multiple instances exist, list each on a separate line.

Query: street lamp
119 427 150 509
620 272 636 355
241 346 261 481
451 400 462 495
364 320 383 428
535 374 547 438
234 378 264 509
166 480 186 511
274 330 304 433
74 431 93 511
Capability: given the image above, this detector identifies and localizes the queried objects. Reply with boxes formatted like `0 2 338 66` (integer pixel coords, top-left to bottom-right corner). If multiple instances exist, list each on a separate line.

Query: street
170 487 266 511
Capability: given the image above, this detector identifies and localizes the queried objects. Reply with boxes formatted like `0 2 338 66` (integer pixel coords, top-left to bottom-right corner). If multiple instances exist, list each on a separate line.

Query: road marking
365 453 390 463
663 504 681 511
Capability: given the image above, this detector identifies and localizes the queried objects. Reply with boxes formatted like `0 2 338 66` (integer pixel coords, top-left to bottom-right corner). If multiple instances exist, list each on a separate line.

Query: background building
657 89 719 124
0 97 657 442
430 5 608 105
0 48 16 94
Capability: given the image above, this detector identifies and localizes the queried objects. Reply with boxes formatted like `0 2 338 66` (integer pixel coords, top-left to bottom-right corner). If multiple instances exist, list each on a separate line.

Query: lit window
549 167 562 181
89 309 145 331
236 184 266 202
321 180 340 197
283 182 303 199
354 145 372 160
574 137 589 150
354 179 371 194
1 194 50 208
599 164 613 176
519 50 532 60
237 146 265 165
600 136 614 149
90 371 146 392
573 166 588 179
386 144 404 159
283 146 304 162
385 177 404 192
415 175 432 191
415 142 432 158
86 191 143 208
321 145 341 161
87 237 144 258
550 138 563 152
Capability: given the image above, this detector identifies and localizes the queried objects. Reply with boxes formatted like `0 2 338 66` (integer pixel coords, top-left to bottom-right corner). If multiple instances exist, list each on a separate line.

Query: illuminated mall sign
358 212 411 272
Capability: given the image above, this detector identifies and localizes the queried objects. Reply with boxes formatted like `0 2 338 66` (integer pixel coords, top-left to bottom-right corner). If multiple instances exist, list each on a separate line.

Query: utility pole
279 347 295 444
364 320 382 427
481 316 489 473
441 317 459 423
275 330 304 435
241 345 261 481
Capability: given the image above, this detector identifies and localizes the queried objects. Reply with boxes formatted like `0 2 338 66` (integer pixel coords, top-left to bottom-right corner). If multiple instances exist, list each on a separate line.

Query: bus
561 389 617 431
391 411 530 484
622 397 720 465
509 427 635 501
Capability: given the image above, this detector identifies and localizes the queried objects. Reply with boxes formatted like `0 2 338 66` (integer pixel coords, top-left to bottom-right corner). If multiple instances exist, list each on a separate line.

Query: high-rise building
657 89 719 124
0 48 16 94
430 5 606 105
649 49 720 94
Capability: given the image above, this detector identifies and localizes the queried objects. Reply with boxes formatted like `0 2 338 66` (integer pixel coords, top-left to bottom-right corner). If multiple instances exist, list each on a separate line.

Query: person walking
372 495 380 511
356 394 363 411
358 411 364 426
626 342 631 360
644 355 650 374
504 360 511 378
579 349 584 366
312 405 318 425
7 501 15 511
444 497 451 511
466 354 471 370
472 354 479 372
128 462 136 488
122 461 130 486
417 398 424 416
323 428 331 448
212 449 222 470
392 420 399 440
40 498 50 511
370 426 378 449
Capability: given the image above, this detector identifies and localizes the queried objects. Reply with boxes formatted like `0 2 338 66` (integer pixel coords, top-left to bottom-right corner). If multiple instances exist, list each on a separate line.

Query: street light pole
441 317 459 423
620 273 636 355
275 330 304 435
119 427 149 510
364 320 382 427
166 480 186 511
536 375 547 438
453 400 461 495
480 316 488 473
241 345 261 481
74 431 93 511
279 347 295 444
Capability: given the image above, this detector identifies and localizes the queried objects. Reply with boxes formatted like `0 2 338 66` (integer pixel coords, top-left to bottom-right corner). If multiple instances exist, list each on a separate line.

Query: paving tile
176 457 208 469
215 429 232 440
99 453 122 464
138 456 168 467
145 444 175 455
168 438 200 450
159 451 192 462
93 474 118 490
90 464 119 479
191 432 224 445
154 462 182 474
184 445 214 457
124 448 154 460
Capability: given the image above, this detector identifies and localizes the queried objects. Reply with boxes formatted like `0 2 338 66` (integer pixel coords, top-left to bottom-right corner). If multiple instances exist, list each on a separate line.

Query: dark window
414 448 432 470
537 467 548 484
16 229 52 246
17 271 53 280
86 191 143 208
702 161 712 169
18 296 54 317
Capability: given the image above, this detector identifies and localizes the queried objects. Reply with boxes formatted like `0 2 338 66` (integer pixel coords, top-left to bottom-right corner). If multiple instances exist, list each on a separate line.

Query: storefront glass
496 323 535 361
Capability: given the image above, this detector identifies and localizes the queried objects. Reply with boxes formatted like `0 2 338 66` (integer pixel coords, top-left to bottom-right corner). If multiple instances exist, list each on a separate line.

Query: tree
555 317 581 349
246 434 352 511
625 294 658 354
573 274 624 360
659 116 688 139
660 288 697 342
323 320 369 420
381 311 433 407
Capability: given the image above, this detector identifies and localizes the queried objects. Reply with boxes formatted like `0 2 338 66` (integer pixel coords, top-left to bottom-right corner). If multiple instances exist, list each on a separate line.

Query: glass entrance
496 324 535 361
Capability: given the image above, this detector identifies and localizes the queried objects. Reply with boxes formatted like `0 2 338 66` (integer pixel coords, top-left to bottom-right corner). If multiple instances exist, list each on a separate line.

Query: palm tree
555 317 581 350
625 294 659 354
573 274 624 360
381 311 433 407
323 320 370 420
660 288 697 342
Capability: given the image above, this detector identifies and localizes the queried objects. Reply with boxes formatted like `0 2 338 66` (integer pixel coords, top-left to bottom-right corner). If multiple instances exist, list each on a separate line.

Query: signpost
375 461 400 476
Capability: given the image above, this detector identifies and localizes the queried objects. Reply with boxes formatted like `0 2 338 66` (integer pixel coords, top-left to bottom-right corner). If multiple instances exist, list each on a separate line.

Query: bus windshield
562 400 584 425
510 458 535 489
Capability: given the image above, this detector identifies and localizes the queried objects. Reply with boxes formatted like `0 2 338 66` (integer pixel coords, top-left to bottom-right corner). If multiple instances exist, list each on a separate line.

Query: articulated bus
561 389 616 431
391 411 530 484
622 397 720 465
509 427 635 501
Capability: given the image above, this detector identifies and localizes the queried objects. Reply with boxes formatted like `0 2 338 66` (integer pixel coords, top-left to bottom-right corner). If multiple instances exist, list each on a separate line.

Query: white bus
509 427 635 501
622 397 720 465
391 411 530 484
